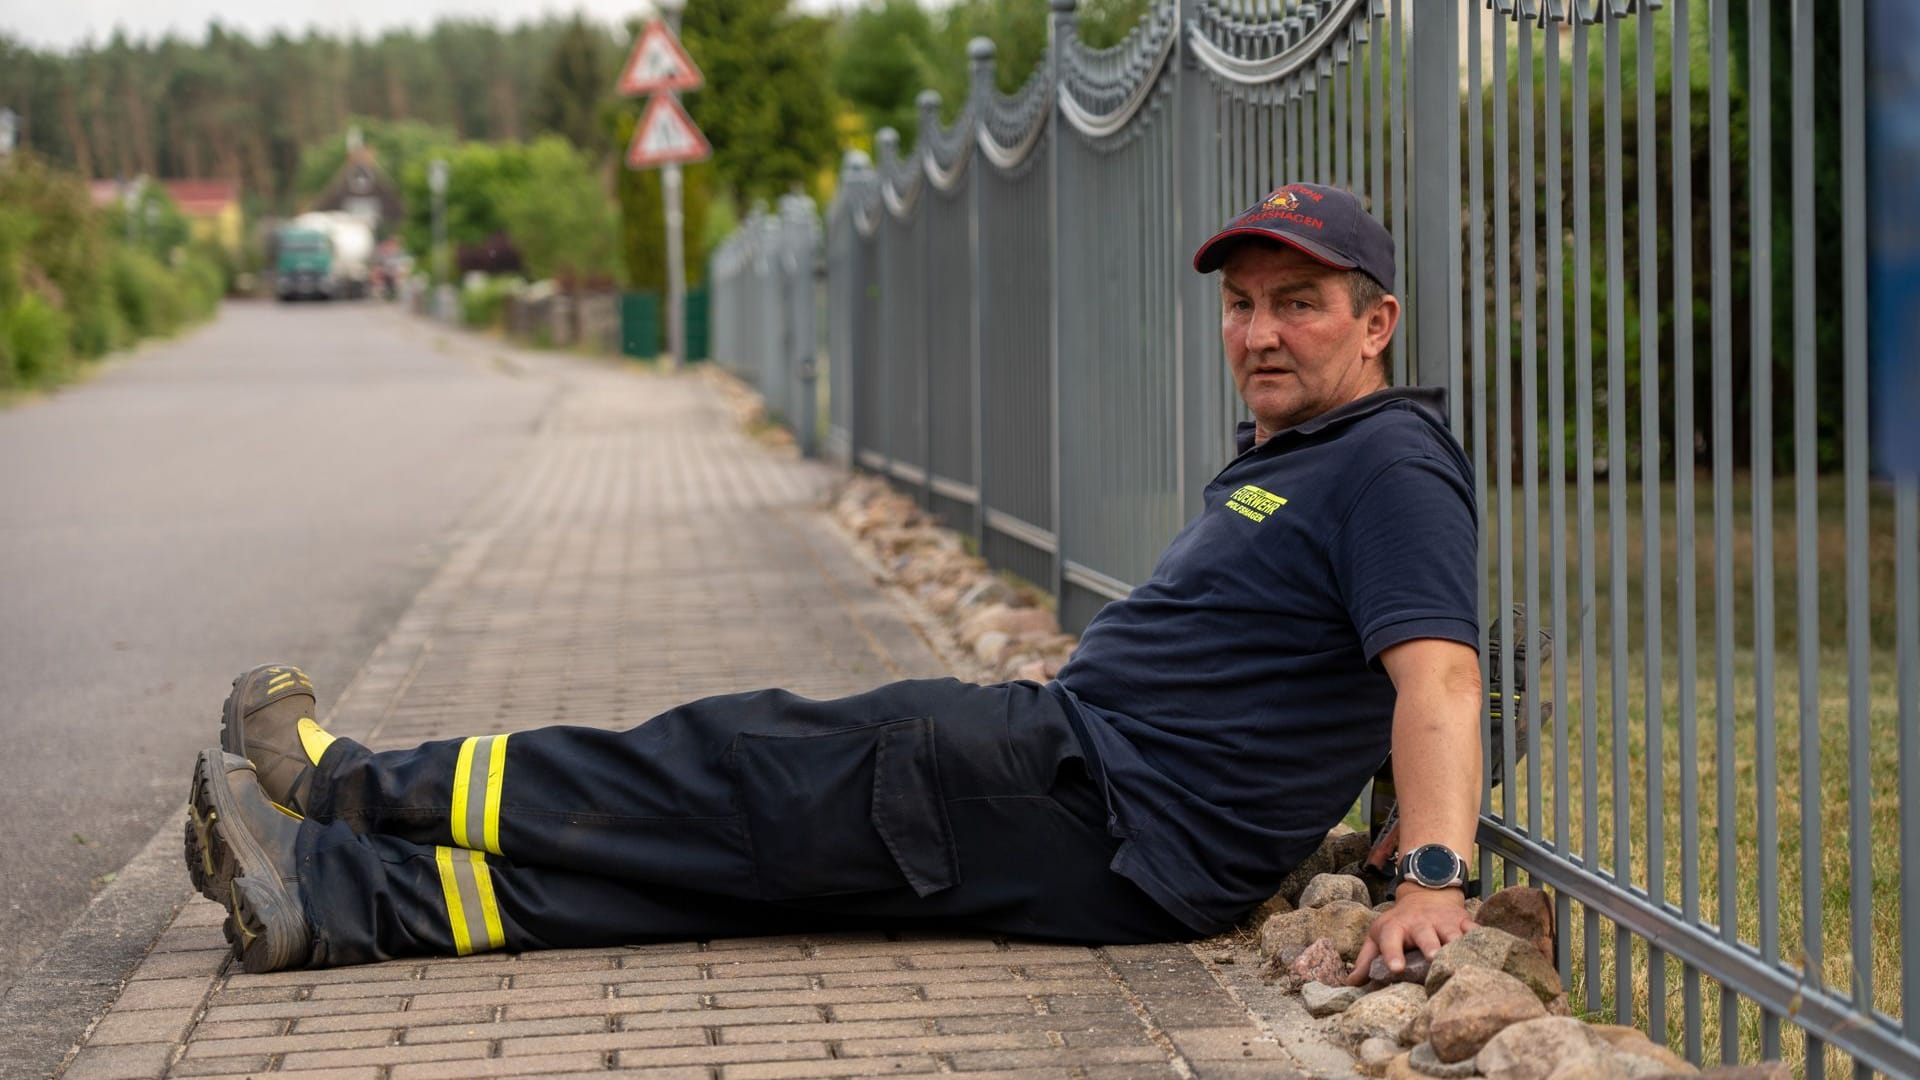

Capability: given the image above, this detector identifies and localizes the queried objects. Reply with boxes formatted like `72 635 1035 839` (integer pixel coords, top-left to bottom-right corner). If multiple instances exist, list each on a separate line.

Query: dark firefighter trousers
288 677 1194 966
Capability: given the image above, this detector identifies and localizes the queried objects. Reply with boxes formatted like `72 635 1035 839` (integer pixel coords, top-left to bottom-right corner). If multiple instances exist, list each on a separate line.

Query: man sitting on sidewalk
185 182 1483 984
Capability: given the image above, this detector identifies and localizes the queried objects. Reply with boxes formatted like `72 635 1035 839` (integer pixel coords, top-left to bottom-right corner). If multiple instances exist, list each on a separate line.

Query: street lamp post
657 0 689 370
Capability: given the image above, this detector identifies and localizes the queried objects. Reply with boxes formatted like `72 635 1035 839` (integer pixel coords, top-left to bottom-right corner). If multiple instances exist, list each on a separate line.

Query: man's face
1219 242 1398 443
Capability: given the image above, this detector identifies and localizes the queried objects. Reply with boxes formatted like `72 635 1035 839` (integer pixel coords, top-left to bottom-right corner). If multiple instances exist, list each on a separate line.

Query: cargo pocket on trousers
729 717 961 900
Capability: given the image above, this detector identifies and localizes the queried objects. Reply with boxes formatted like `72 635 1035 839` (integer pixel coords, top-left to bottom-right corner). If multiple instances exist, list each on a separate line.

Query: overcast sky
2 0 854 52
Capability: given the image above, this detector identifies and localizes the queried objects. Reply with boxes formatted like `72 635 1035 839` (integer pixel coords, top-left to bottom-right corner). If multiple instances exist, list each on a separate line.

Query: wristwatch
1395 844 1469 891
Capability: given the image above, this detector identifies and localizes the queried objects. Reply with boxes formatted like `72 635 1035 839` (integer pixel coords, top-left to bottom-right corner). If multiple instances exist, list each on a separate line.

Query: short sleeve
1328 454 1480 667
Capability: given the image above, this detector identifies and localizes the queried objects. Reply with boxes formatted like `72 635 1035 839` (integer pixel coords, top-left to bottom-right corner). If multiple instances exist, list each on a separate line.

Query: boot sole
185 750 246 902
186 748 310 972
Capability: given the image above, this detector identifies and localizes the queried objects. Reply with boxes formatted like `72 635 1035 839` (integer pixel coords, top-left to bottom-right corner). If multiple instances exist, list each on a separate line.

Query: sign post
617 5 708 368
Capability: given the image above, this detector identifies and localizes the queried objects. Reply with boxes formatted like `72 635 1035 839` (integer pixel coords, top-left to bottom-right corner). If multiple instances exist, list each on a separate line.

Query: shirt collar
1232 386 1450 455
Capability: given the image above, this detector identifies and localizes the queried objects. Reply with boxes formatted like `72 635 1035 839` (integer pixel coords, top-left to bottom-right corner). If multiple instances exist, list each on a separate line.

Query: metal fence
710 195 823 456
809 1 1903 1074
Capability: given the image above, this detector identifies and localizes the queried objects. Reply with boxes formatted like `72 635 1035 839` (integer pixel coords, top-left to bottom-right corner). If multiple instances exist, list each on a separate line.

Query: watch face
1412 845 1460 885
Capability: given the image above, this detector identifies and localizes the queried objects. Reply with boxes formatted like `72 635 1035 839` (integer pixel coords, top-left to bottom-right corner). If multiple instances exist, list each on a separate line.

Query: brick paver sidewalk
53 359 1320 1080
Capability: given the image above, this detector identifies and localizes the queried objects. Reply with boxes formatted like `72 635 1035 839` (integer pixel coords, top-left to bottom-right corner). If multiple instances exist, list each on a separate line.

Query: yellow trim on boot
296 718 336 766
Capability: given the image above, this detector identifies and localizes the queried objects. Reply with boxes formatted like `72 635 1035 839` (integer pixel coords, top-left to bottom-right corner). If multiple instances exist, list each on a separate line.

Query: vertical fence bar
1466 0 1493 884
1388 0 1406 364
969 47 991 556
1743 0 1779 1058
1634 3 1666 1044
1571 6 1601 1017
1350 21 1365 207
1602 11 1633 1025
1669 0 1703 1062
1332 41 1347 188
1840 4 1871 1069
1409 0 1459 396
1047 0 1070 609
1708 0 1739 1060
1790 0 1824 1071
1316 57 1330 182
1493 10 1518 862
1369 2 1384 235
1902 478 1920 1049
1518 6 1541 853
1543 0 1573 996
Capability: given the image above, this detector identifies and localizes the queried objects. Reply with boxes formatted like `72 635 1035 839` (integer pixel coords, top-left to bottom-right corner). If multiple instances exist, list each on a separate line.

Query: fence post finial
969 38 997 107
1050 0 1079 47
916 90 943 153
875 128 901 173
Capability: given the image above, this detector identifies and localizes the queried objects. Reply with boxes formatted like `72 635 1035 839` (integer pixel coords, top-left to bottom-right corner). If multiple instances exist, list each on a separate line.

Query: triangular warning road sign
626 93 712 169
616 20 704 96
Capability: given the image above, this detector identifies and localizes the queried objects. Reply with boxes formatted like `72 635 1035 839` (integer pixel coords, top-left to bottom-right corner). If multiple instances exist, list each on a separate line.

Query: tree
496 136 621 283
677 0 837 202
613 105 714 291
534 16 612 156
832 0 940 146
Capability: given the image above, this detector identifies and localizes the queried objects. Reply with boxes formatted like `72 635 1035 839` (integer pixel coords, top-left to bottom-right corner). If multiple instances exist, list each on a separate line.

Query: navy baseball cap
1191 183 1395 294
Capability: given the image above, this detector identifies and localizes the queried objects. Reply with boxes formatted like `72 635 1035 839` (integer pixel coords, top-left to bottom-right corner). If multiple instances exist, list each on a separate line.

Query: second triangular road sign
626 93 712 169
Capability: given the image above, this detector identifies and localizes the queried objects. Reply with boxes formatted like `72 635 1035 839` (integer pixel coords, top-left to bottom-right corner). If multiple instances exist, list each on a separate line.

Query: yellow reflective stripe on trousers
434 846 506 956
482 734 508 856
449 734 509 856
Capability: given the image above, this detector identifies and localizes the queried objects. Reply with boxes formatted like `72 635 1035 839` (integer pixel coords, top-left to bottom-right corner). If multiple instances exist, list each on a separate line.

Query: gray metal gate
810 2 1902 1074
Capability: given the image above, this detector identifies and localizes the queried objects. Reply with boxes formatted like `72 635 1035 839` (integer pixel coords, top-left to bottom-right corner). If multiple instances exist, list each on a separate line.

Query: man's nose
1243 307 1282 351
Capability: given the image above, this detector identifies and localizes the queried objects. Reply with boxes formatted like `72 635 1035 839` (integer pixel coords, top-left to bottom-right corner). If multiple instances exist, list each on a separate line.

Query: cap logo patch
1264 189 1301 212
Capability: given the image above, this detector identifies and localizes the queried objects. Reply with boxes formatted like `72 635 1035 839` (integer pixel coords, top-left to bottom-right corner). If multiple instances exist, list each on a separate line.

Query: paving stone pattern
56 362 1303 1079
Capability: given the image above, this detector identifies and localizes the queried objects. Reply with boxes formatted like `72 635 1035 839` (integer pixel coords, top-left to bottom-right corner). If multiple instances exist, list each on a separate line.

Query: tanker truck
274 212 375 301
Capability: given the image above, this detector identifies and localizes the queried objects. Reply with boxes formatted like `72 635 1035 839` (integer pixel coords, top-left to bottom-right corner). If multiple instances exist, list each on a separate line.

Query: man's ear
1362 295 1401 360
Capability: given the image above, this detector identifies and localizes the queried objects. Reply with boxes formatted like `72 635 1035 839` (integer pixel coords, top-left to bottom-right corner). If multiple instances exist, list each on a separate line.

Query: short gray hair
1344 270 1387 317
1344 271 1391 380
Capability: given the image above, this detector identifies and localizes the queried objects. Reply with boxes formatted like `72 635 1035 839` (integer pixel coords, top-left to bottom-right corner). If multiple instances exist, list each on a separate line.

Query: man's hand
1346 886 1475 986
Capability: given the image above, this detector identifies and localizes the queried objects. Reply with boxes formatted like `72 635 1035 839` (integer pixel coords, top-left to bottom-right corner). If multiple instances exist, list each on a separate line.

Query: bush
111 248 189 339
0 294 74 388
0 153 227 399
460 276 517 330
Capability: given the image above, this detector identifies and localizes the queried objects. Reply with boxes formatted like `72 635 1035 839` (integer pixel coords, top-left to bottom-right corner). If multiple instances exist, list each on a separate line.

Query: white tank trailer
275 211 375 301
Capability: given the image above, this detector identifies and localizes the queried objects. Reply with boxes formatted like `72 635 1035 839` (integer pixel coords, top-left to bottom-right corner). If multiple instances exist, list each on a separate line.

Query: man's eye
1288 300 1313 312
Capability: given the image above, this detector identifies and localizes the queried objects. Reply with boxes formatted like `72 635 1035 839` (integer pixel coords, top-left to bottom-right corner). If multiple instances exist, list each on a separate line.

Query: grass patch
1473 471 1902 1073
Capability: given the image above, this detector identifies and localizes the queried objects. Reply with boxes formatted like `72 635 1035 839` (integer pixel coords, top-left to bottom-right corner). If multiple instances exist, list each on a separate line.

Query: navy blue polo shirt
1047 386 1479 934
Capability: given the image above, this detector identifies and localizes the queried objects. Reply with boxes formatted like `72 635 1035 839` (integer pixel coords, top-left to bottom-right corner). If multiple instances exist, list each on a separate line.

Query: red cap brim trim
1191 227 1357 274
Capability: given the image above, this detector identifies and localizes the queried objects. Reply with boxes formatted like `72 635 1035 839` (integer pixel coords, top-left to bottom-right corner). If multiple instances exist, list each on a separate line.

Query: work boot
184 748 313 973
221 664 336 817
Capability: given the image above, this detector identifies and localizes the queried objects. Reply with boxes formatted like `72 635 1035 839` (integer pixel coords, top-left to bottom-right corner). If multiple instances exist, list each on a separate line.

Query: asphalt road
0 302 553 997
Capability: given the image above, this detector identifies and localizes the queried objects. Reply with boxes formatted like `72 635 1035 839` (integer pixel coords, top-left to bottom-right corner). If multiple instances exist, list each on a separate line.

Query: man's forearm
1385 649 1484 881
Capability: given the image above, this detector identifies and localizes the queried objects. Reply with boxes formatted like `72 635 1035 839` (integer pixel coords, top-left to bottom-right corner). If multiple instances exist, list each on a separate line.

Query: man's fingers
1376 922 1408 974
1410 924 1444 963
1347 939 1379 986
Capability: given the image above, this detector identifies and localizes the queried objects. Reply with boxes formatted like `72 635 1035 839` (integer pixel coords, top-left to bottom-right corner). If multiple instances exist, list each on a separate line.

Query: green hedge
0 154 228 394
